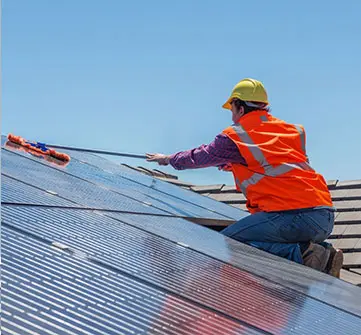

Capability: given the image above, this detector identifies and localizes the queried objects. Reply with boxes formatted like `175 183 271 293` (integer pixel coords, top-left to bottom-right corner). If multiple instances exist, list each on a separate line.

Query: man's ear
238 106 245 117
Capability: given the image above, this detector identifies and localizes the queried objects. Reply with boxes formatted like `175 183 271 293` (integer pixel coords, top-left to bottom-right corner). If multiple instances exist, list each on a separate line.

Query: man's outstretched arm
146 134 246 170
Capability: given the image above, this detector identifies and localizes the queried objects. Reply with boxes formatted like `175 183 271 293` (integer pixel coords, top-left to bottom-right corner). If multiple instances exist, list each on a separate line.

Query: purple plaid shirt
169 134 246 170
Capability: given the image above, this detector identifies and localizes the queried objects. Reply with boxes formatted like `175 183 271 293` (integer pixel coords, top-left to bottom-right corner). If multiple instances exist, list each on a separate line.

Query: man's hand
146 153 171 166
217 163 232 172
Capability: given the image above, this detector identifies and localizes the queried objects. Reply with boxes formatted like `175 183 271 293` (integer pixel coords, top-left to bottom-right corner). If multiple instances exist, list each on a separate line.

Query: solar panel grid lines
68 157 244 220
2 226 263 335
2 136 361 335
55 255 361 335
2 139 245 220
1 149 168 215
2 205 361 334
1 202 236 230
102 211 361 314
1 174 78 207
2 202 361 319
2 147 237 220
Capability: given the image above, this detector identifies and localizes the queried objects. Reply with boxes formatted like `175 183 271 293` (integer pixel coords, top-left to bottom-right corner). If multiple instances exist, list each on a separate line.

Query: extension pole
47 144 147 159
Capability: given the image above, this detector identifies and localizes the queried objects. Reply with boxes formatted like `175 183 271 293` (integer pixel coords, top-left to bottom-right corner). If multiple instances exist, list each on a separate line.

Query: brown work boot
325 246 343 278
302 242 330 271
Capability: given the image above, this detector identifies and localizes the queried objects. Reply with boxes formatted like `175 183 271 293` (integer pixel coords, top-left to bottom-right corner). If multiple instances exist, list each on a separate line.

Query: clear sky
2 0 361 185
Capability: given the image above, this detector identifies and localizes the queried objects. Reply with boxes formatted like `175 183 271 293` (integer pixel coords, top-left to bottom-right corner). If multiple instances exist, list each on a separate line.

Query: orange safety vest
222 110 333 213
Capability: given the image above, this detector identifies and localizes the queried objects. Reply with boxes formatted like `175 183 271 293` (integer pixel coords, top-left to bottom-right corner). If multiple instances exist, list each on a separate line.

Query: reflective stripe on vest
260 115 268 122
294 124 306 153
231 122 314 196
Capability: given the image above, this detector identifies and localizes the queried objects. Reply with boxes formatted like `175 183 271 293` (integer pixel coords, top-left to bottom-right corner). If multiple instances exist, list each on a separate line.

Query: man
146 78 343 277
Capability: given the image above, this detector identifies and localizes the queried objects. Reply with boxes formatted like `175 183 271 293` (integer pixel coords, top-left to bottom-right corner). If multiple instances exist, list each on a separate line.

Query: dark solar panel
2 149 166 215
107 212 361 316
2 226 259 335
2 205 361 334
3 142 245 220
2 136 361 334
1 175 77 207
2 135 244 219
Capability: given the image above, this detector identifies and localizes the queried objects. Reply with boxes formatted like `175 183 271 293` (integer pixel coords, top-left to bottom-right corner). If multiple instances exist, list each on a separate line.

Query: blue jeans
221 208 335 264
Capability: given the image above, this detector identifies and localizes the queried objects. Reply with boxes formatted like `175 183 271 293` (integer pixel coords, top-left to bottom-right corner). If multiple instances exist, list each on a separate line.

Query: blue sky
2 0 361 185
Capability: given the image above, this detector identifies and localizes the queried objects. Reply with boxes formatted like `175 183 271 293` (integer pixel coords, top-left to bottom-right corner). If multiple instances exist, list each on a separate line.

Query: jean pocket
317 209 333 218
300 211 334 242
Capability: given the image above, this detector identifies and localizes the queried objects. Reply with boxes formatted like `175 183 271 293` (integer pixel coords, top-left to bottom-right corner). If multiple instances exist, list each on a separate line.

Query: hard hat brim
222 98 232 110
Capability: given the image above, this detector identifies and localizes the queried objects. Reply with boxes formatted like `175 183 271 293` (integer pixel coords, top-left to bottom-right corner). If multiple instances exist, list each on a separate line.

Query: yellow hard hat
222 78 269 110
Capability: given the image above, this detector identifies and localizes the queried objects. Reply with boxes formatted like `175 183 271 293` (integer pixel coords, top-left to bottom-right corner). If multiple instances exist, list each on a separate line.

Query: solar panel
1 175 77 207
3 141 245 220
40 139 244 220
2 136 361 334
3 205 361 334
108 212 361 316
2 226 259 335
2 149 166 215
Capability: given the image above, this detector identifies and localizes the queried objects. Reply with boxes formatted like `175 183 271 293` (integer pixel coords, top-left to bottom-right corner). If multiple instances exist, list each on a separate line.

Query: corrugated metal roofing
2 135 361 334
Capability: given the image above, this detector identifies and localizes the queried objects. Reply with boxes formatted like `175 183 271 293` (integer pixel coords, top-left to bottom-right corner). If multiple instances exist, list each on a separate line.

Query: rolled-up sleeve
169 134 246 170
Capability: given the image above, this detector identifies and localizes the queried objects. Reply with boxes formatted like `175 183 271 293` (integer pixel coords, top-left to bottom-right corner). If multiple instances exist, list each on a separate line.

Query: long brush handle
47 144 147 159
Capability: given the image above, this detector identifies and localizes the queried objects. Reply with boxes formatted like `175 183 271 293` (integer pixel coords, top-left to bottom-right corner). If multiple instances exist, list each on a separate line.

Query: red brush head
7 133 71 163
49 149 71 162
7 134 24 145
